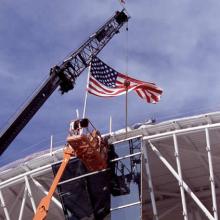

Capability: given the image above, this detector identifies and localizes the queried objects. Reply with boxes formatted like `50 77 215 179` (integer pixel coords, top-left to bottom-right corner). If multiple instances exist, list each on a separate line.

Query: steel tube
18 187 27 220
24 176 36 213
110 201 141 211
31 178 62 209
142 139 158 220
58 152 141 186
205 128 219 220
173 134 188 220
143 122 220 142
0 189 10 220
149 141 215 220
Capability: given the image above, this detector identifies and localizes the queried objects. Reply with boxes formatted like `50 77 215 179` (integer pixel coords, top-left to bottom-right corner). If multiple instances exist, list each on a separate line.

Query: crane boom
0 10 129 155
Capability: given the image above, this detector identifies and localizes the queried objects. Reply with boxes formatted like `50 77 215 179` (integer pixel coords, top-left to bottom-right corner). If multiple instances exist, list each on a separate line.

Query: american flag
87 57 163 103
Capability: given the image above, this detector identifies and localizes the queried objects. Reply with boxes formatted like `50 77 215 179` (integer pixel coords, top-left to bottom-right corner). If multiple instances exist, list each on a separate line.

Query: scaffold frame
0 112 219 219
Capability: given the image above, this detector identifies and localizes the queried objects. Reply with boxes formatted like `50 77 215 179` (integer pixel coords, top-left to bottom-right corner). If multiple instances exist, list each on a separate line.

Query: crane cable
116 0 130 133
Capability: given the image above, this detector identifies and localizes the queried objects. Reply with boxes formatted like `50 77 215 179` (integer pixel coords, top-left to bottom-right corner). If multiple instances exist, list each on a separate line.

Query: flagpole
82 62 91 119
125 22 129 134
125 84 128 133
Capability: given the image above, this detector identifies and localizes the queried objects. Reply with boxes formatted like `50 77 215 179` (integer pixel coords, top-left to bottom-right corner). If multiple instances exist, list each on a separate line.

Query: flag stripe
88 82 125 96
89 77 116 94
88 77 130 96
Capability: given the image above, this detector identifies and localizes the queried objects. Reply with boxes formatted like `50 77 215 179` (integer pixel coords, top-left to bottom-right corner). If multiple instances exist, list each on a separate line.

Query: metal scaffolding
0 112 220 219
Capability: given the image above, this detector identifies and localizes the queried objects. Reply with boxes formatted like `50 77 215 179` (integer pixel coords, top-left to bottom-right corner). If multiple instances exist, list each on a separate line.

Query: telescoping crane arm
33 145 74 220
0 10 129 155
33 118 108 220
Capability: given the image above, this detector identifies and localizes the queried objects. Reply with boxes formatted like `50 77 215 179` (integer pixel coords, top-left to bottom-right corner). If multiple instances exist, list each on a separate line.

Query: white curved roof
0 111 220 219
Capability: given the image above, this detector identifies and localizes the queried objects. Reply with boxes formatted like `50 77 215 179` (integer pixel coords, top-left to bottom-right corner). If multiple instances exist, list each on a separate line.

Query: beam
142 139 158 220
181 134 220 187
24 176 36 213
156 139 220 188
110 201 141 211
172 121 220 187
148 141 215 220
0 190 10 220
18 186 27 220
0 159 61 190
205 128 219 220
173 134 188 220
143 122 220 142
109 119 220 145
58 152 141 186
31 178 62 210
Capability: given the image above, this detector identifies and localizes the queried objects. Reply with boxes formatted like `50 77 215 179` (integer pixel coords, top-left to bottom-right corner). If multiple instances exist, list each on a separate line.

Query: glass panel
111 139 141 219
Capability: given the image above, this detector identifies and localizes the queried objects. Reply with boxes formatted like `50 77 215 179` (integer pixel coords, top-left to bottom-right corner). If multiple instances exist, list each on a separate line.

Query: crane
0 10 129 155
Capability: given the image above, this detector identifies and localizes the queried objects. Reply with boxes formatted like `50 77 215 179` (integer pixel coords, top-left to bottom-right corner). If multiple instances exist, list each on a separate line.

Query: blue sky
1 0 220 164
